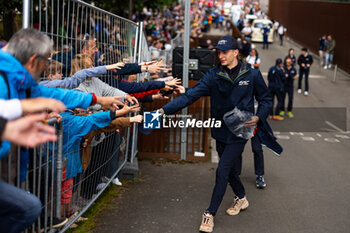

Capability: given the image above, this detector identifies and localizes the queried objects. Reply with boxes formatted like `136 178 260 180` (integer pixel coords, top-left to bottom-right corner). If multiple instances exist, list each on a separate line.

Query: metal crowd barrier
0 118 62 233
170 32 183 65
127 23 151 163
7 0 143 232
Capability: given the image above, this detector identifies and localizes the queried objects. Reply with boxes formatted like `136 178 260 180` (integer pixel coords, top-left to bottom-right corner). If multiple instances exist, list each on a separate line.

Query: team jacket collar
216 60 251 85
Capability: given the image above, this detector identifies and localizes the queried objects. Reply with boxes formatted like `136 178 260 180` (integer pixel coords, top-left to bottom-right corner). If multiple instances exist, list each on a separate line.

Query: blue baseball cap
214 36 239 51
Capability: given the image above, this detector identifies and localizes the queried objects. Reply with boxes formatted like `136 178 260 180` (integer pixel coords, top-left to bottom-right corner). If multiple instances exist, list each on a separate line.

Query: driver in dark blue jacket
159 36 282 233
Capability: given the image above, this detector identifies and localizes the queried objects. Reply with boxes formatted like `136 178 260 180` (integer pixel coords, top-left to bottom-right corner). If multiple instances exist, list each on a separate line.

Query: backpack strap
0 71 10 99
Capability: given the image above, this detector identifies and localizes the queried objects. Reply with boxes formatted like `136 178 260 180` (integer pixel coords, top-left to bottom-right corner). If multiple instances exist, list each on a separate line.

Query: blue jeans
251 135 264 176
105 133 122 179
0 179 41 233
325 53 334 67
207 140 247 215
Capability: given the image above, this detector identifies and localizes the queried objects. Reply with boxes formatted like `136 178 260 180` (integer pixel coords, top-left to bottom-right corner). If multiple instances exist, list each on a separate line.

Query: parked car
251 19 274 43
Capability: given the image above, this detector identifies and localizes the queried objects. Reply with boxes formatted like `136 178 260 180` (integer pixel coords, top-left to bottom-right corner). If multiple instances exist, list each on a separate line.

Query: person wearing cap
267 58 286 120
158 36 282 232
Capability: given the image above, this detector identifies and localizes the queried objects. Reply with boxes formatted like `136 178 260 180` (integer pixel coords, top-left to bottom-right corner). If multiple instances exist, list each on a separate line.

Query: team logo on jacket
238 80 250 86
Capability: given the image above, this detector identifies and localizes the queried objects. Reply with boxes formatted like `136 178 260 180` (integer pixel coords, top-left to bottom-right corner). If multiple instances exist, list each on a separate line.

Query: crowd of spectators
0 17 183 231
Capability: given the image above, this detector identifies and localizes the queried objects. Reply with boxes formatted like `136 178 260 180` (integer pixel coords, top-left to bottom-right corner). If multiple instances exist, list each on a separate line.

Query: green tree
91 0 175 17
0 0 22 40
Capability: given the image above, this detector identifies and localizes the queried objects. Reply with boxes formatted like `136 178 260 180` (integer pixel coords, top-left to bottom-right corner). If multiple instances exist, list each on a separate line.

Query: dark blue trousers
298 68 309 92
262 35 268 49
207 140 247 215
269 88 283 116
281 85 294 112
251 135 264 176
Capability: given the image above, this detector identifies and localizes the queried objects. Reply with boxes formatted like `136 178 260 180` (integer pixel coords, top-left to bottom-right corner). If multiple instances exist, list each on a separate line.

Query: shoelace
230 196 240 209
257 176 264 183
202 214 212 225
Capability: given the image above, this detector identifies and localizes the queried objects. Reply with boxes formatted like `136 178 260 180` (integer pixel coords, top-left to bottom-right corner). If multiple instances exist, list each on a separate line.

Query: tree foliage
0 0 22 40
91 0 176 16
0 0 22 14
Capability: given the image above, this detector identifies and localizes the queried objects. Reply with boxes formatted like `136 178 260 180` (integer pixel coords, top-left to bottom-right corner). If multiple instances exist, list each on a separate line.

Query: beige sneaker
199 212 214 232
226 196 249 216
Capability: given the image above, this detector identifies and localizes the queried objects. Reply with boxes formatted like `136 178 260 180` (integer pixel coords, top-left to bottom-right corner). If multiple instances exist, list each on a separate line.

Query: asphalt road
92 35 350 233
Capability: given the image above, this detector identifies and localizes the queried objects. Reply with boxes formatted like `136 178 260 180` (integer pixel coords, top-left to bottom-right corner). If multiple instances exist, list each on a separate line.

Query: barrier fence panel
128 23 151 163
170 32 183 65
1 119 61 233
7 0 142 232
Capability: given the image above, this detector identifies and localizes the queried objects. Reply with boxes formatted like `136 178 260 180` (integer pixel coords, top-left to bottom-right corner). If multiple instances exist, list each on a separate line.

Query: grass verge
66 180 134 233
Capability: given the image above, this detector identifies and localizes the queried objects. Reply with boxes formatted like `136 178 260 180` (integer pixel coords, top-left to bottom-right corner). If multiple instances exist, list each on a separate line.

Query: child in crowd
58 103 141 218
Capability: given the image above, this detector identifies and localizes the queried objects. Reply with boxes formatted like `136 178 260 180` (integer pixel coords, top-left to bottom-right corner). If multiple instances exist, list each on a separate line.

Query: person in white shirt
0 98 65 121
278 24 287 46
241 24 253 40
273 21 279 38
245 48 261 69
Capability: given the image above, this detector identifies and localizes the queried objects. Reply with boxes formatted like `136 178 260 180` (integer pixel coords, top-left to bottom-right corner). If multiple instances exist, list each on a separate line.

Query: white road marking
276 135 290 140
301 137 315 141
316 133 322 137
324 138 340 143
261 72 325 79
335 134 350 139
325 121 346 133
289 132 304 136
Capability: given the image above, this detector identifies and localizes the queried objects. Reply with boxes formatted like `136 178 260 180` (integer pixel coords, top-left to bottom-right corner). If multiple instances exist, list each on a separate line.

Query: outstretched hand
21 97 66 114
115 101 140 116
130 115 143 123
2 113 57 147
97 96 124 110
125 94 139 105
106 62 125 71
165 78 182 87
152 93 170 101
174 85 186 94
147 63 167 74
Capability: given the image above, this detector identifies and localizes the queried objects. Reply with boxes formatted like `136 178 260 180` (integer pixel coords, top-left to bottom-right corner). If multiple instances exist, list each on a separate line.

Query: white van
251 19 274 43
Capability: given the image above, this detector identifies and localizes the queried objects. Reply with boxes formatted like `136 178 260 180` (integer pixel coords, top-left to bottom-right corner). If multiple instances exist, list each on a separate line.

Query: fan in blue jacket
267 58 286 118
0 29 123 159
58 111 114 180
159 36 282 233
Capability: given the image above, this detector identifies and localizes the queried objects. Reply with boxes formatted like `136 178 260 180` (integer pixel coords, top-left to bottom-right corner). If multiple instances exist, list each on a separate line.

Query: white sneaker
328 65 331 68
96 183 107 191
304 91 308 96
324 66 327 69
297 89 302 94
112 178 122 186
226 196 249 216
199 212 214 232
